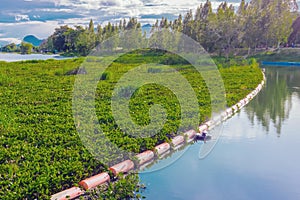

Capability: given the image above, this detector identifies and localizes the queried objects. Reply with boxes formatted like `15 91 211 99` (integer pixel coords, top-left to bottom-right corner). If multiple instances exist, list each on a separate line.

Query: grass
0 50 263 199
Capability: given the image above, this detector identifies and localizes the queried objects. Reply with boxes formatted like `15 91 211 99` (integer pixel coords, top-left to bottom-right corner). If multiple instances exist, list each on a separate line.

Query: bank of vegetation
0 51 263 199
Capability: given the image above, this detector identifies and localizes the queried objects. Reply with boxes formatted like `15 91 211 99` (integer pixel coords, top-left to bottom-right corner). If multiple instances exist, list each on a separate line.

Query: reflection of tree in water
245 67 300 136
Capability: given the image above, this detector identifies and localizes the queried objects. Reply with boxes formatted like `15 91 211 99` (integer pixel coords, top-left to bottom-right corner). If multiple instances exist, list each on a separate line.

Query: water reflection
140 66 300 200
245 67 300 136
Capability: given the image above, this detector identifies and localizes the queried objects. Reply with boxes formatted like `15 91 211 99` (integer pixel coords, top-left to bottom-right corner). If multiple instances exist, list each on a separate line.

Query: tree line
1 42 36 54
40 18 145 56
2 0 299 57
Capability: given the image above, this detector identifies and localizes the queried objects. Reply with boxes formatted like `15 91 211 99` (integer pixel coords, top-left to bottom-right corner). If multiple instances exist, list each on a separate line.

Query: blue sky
0 0 257 45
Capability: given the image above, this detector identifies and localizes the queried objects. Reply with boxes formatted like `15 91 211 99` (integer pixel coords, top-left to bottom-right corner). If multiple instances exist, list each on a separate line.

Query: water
139 67 300 200
0 52 71 62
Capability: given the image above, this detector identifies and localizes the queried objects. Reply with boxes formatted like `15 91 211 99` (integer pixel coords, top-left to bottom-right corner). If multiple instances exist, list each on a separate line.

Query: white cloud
39 0 143 9
15 14 30 21
38 8 74 13
0 38 22 45
0 21 60 40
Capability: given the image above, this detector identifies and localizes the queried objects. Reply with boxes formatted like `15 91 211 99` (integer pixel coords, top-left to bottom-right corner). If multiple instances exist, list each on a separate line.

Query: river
139 67 300 200
0 52 71 62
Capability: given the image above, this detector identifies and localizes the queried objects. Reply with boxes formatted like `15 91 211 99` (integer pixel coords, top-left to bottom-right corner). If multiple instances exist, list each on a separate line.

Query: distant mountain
23 35 44 47
142 24 152 28
142 24 152 38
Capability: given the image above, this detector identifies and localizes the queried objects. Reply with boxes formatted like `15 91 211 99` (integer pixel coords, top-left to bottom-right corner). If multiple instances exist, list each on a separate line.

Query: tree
121 18 144 50
51 25 71 52
1 43 17 52
20 42 33 54
241 0 297 52
75 29 91 56
270 0 297 48
218 3 239 57
87 19 96 49
96 24 103 47
182 10 194 39
199 0 219 52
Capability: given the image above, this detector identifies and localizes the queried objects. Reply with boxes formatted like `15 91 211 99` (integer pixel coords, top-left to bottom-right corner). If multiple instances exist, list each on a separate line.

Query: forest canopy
38 0 299 57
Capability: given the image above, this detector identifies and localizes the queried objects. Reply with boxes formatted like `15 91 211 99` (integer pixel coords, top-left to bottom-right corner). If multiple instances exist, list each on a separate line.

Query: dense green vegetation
1 42 36 54
0 51 263 199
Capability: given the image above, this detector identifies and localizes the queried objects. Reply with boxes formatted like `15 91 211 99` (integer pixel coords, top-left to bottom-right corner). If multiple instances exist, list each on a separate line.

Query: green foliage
153 0 297 56
43 18 144 56
159 53 189 65
100 72 111 80
105 173 141 199
0 53 263 198
0 59 103 199
220 62 263 106
20 42 33 54
1 43 18 52
84 173 143 200
212 56 250 68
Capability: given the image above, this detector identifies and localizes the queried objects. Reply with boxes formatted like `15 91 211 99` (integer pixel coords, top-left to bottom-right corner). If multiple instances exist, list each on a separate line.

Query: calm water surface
139 67 300 200
0 52 70 62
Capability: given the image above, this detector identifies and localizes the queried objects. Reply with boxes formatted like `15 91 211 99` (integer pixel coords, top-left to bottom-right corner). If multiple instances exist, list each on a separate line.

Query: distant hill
23 35 44 47
142 24 152 28
142 24 152 37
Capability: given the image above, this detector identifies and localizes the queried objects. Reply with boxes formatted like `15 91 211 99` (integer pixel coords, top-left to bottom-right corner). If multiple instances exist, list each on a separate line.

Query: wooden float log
226 108 233 115
135 150 155 166
171 135 185 147
154 142 171 156
109 160 135 176
79 172 110 190
199 124 208 133
247 94 253 100
237 102 243 108
205 120 214 128
221 112 228 121
232 105 239 112
183 130 197 142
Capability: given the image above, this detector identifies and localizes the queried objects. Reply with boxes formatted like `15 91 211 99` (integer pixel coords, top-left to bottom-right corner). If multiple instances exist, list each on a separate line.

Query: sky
0 0 288 46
